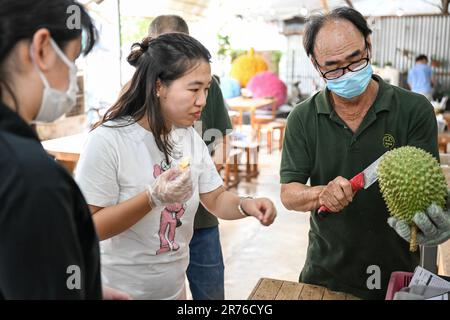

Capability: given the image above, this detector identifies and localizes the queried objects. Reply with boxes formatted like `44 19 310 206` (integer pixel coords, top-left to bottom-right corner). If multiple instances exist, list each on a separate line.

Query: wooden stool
255 119 286 154
222 148 242 189
228 110 242 127
231 140 260 182
266 121 286 154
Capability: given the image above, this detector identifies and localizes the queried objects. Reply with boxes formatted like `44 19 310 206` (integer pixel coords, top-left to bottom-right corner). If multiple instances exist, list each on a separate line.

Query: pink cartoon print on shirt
153 161 186 255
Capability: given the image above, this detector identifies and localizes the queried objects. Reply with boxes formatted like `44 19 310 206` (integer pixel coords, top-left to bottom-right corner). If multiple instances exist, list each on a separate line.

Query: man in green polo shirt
148 15 232 300
280 7 450 299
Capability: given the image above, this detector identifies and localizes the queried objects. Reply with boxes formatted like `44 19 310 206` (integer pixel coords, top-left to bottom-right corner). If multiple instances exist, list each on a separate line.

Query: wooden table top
226 97 275 111
41 132 87 162
248 278 360 300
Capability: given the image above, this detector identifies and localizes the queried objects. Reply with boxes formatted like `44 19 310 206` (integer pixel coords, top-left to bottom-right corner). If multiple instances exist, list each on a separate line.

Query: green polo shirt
280 75 438 300
194 77 233 229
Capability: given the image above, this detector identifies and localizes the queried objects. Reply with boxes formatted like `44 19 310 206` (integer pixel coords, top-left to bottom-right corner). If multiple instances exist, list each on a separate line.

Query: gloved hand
388 203 450 246
147 168 194 207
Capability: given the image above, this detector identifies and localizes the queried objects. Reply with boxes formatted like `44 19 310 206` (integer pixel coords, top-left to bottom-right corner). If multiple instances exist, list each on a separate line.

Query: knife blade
317 154 384 218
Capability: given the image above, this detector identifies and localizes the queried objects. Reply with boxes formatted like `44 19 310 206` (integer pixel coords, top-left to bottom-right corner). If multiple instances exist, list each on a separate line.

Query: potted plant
217 34 231 60
216 34 232 77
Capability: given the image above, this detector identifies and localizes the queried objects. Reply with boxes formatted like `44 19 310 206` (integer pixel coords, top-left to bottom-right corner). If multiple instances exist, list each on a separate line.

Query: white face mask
32 38 79 123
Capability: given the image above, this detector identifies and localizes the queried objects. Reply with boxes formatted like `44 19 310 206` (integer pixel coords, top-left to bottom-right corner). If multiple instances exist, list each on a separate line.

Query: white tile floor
186 149 310 300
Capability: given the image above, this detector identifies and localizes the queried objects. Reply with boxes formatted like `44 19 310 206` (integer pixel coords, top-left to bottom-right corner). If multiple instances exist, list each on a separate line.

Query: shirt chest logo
383 134 395 149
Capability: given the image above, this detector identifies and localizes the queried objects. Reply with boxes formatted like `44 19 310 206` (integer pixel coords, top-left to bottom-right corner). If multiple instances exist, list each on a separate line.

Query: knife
317 154 384 218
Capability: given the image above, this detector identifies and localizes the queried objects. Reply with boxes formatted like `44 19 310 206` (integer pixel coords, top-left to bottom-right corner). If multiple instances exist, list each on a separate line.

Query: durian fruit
378 146 447 252
178 157 191 171
230 48 268 87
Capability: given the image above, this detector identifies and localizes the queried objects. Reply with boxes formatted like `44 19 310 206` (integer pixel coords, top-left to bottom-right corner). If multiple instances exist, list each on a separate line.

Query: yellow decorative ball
230 48 268 87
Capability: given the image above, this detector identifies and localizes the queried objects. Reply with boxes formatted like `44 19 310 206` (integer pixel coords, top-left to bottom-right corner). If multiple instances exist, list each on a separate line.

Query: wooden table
248 278 360 300
41 133 87 173
226 97 275 128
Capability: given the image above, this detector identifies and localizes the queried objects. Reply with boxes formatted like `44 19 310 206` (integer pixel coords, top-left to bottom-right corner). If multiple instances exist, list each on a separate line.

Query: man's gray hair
303 7 372 58
148 15 189 37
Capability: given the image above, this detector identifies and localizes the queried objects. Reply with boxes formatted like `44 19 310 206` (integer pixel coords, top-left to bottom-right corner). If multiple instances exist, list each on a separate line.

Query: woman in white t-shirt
75 33 277 300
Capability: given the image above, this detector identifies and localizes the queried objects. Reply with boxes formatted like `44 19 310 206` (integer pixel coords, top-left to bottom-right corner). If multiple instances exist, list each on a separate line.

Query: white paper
409 266 450 300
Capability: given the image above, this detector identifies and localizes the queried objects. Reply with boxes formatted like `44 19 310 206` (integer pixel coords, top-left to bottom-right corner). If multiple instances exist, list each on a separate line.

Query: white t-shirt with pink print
75 118 223 299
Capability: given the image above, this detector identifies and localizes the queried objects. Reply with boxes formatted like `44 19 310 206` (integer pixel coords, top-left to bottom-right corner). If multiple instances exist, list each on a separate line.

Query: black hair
416 54 428 62
148 15 189 37
0 0 97 108
303 7 372 58
97 33 211 164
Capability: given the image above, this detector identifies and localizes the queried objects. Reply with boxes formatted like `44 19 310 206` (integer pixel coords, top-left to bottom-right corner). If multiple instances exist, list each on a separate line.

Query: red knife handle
317 172 365 218
349 172 365 193
317 205 331 218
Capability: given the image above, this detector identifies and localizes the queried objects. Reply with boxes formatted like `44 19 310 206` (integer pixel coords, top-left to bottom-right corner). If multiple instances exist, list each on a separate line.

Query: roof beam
345 0 354 9
442 0 449 14
320 0 329 12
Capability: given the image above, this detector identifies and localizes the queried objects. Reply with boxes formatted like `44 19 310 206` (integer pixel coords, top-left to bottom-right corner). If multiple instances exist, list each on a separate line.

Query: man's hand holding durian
378 146 450 250
388 195 450 246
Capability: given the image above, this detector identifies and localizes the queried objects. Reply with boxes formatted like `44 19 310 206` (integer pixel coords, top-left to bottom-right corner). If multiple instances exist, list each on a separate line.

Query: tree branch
320 0 329 12
421 0 443 10
442 0 449 14
345 0 354 8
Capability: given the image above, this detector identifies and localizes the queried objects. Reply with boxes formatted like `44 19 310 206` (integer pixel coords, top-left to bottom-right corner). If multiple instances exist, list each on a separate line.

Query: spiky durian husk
378 146 447 251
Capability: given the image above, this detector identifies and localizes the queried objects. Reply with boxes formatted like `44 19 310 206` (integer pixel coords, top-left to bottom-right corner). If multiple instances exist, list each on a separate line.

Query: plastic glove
102 286 133 300
388 203 450 246
147 167 194 207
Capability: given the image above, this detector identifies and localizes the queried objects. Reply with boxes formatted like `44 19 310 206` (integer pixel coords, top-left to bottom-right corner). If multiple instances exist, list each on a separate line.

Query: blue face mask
326 64 373 99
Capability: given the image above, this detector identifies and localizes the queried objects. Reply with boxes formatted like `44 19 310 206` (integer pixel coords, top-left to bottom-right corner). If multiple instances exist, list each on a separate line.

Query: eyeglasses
315 51 370 80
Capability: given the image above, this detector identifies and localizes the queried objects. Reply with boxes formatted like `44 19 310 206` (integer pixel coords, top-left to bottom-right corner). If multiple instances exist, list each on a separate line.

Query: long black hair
97 33 211 165
0 0 97 109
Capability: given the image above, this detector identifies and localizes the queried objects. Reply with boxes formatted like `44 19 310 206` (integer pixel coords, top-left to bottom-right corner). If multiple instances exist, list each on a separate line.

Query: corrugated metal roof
282 15 450 95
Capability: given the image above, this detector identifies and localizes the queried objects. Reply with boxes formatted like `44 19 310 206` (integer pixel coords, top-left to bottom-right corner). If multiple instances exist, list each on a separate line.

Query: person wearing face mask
0 0 130 300
280 7 450 300
33 38 80 123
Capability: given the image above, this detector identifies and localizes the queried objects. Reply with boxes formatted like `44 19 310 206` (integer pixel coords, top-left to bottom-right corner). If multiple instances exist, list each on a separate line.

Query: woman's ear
155 79 161 98
30 28 56 72
155 79 167 99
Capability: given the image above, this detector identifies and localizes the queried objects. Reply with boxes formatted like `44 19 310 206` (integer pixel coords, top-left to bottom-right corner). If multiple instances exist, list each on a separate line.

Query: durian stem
410 224 418 252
